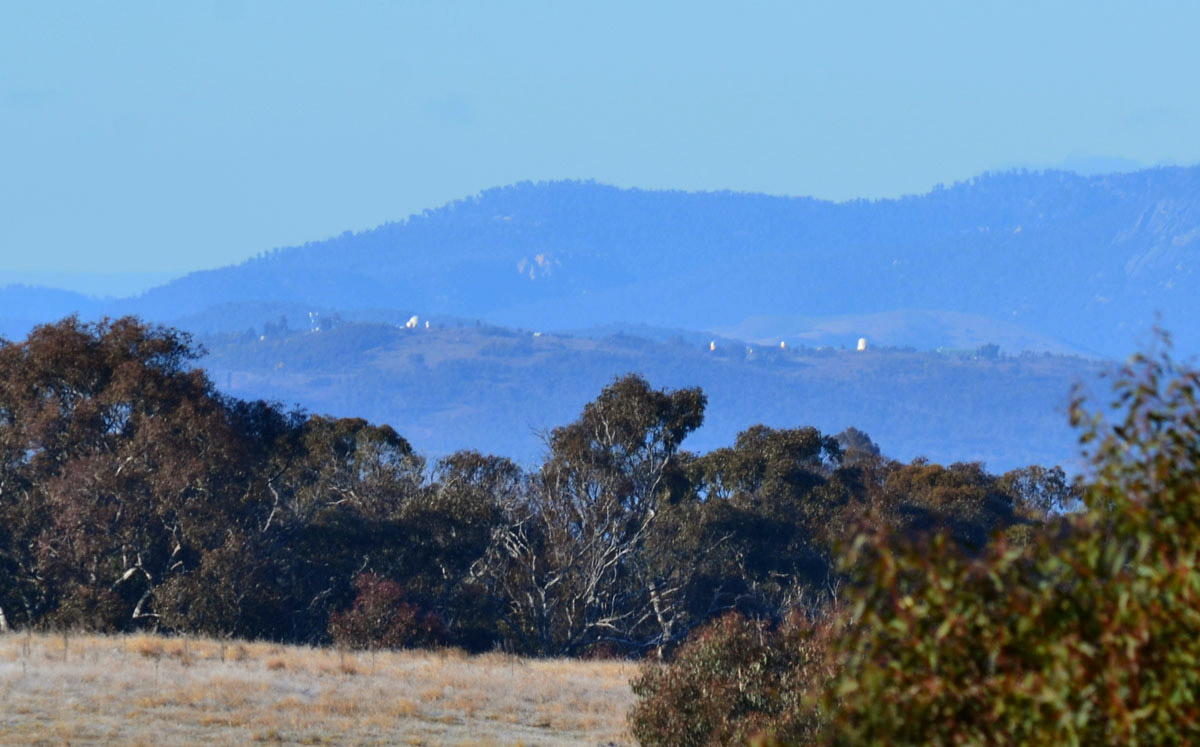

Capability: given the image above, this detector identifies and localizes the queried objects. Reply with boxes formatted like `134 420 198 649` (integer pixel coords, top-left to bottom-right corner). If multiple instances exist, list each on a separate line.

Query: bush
328 574 445 650
629 611 831 746
825 339 1200 743
44 585 126 633
630 337 1200 745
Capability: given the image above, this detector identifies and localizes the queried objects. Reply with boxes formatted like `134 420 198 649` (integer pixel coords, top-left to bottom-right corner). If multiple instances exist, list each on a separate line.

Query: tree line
630 333 1200 744
0 317 1074 658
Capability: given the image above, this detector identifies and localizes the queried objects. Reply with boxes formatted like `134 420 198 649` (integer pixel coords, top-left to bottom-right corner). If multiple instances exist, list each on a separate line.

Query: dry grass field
0 632 637 745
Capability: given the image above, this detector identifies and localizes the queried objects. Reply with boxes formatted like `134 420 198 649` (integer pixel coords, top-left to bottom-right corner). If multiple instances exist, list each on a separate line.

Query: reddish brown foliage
328 574 446 650
629 611 833 746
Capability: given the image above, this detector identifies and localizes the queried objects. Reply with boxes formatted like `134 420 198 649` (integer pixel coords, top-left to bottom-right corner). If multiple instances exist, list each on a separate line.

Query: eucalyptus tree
0 317 277 631
485 374 705 655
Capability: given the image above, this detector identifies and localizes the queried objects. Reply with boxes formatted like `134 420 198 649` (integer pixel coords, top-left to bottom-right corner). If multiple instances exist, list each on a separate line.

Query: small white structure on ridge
709 341 716 352
857 337 868 351
406 315 419 329
780 340 786 350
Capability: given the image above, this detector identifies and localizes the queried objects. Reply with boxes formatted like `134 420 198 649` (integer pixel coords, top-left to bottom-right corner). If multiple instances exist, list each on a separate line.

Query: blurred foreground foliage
631 333 1200 745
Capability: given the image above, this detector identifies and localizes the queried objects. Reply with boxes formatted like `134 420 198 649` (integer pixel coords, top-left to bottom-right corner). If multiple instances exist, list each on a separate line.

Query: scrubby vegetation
0 317 1061 659
10 316 1196 743
630 334 1200 744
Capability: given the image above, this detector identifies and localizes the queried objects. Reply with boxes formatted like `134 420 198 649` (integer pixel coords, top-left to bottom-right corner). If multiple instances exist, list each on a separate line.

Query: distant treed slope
0 286 101 341
115 167 1200 356
198 323 1103 472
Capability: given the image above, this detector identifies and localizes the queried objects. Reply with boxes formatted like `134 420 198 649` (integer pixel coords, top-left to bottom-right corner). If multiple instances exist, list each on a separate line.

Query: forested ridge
4 167 1200 358
127 168 1200 357
196 317 1100 471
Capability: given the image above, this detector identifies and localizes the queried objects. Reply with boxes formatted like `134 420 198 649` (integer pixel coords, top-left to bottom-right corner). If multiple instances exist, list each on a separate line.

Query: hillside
130 167 1200 356
3 167 1199 357
8 168 1181 472
198 320 1103 471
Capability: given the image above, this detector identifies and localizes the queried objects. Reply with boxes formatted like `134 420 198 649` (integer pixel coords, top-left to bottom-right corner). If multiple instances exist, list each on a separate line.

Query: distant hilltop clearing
2 165 1199 356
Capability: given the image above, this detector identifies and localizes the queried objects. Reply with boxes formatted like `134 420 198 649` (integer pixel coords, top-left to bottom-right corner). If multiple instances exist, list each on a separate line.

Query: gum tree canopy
0 317 285 632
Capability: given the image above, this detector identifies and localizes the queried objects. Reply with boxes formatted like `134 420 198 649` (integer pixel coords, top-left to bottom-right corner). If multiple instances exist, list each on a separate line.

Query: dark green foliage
155 531 287 640
412 451 518 650
824 337 1200 744
869 458 1022 551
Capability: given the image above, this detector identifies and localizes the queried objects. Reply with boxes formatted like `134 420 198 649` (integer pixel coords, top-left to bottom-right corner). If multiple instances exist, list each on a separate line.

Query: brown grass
0 631 637 745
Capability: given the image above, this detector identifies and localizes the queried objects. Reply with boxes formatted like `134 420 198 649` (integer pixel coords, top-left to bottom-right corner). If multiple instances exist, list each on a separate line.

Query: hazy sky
3 1 1200 281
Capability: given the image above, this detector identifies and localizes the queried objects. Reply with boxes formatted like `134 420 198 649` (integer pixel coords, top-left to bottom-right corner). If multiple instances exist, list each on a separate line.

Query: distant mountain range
3 167 1196 469
3 166 1198 357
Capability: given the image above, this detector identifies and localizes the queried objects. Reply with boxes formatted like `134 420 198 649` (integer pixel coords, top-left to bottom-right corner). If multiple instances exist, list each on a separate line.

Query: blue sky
3 1 1199 285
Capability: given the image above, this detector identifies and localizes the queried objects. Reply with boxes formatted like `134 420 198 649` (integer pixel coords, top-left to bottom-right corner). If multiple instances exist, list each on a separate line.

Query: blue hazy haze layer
3 168 1197 469
5 167 1187 359
4 2 1200 275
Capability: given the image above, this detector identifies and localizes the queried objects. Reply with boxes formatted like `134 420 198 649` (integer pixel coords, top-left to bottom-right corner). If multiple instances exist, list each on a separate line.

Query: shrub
825 339 1200 743
630 337 1200 745
628 611 831 746
44 585 125 633
328 573 445 650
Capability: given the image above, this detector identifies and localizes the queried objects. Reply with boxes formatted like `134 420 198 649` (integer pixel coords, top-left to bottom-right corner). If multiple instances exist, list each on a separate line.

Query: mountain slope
98 167 1200 356
0 285 101 341
198 321 1102 472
